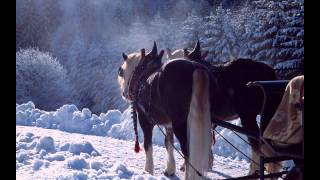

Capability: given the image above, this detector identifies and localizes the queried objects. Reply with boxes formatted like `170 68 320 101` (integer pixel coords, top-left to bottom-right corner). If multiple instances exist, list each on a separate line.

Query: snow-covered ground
16 102 251 179
16 126 249 179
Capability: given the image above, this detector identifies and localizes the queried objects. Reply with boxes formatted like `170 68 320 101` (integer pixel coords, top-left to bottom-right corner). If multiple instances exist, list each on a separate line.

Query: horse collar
127 62 150 101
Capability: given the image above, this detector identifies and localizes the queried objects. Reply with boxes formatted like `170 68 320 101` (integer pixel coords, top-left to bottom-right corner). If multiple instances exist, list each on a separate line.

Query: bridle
119 43 163 153
126 60 144 101
121 48 163 102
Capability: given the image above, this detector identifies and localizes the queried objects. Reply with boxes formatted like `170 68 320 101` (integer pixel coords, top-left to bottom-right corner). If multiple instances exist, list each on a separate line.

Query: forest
16 0 304 113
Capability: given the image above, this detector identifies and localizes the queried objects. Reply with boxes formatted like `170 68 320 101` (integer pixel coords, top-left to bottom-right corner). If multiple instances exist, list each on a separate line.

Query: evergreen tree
201 6 248 63
246 0 304 70
180 10 204 49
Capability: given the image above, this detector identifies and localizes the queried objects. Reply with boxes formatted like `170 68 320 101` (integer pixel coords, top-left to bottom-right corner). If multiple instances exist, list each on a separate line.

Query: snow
67 157 89 170
68 141 100 156
214 121 252 161
44 153 65 162
263 26 278 37
36 136 56 153
16 102 251 160
16 126 249 179
274 59 301 69
16 102 253 179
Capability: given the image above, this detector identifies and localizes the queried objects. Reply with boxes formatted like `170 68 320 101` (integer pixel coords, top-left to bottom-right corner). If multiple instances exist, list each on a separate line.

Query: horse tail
131 102 140 153
187 69 211 179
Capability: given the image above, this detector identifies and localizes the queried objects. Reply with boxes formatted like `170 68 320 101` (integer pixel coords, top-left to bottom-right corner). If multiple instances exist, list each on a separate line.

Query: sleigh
212 76 304 180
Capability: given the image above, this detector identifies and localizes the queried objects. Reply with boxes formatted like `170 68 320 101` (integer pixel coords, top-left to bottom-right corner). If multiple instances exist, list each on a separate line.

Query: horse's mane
208 58 275 74
127 52 142 62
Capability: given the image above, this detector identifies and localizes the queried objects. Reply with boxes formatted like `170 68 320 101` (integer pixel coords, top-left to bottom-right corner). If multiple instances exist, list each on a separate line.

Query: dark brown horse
184 41 279 174
118 42 212 180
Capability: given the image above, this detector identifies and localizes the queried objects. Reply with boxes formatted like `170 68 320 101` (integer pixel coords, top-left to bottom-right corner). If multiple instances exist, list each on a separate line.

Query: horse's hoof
143 168 154 176
143 170 154 175
180 166 185 172
247 170 259 177
164 171 175 177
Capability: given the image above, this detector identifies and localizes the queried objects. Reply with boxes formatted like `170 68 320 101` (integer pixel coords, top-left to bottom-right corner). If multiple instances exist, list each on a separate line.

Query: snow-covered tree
16 0 304 112
16 48 72 110
273 0 304 69
180 11 204 49
16 0 44 50
199 0 303 78
246 0 304 68
201 6 249 63
148 14 188 51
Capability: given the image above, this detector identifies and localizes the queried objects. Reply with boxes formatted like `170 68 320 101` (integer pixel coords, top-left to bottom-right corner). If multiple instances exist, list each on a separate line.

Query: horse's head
118 42 164 101
118 51 141 100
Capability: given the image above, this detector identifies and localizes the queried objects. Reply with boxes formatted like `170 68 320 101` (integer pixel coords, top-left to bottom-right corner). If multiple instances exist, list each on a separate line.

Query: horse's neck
136 70 161 106
136 70 170 124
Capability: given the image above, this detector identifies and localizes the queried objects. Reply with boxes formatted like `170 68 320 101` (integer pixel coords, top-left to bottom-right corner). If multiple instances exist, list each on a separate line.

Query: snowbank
213 120 252 160
16 101 251 160
16 126 186 179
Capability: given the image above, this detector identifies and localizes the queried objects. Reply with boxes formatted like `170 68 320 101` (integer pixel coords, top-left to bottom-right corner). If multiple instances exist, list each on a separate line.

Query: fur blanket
263 75 304 146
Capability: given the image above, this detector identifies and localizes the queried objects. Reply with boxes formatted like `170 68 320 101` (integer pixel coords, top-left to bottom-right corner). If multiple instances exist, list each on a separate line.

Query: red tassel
134 139 140 153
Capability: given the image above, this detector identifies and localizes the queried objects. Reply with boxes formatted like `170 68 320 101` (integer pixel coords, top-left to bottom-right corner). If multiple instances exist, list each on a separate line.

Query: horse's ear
188 40 201 61
166 48 172 59
184 48 189 58
201 51 209 60
158 50 164 60
166 48 171 55
122 53 128 61
141 49 145 58
193 40 201 54
151 41 158 56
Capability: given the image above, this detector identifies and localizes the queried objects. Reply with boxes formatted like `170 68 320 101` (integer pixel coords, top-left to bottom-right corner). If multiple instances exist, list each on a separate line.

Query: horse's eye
118 67 124 77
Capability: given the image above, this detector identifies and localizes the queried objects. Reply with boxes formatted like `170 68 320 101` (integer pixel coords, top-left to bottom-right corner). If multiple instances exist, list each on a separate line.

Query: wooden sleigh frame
211 80 304 180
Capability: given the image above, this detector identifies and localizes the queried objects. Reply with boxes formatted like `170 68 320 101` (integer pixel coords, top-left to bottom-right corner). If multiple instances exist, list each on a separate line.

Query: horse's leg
240 113 260 175
208 149 213 170
259 97 284 175
138 113 154 175
143 126 154 175
186 69 212 180
164 122 176 176
293 157 304 178
244 123 283 177
180 161 186 172
208 128 216 170
260 144 283 174
172 123 189 179
172 122 188 172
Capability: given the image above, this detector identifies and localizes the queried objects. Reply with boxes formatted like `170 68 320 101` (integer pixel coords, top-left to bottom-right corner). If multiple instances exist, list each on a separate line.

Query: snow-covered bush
36 136 56 153
16 48 72 110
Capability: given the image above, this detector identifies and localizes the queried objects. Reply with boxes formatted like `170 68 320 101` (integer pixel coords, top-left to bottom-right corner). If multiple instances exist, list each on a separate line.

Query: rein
128 64 148 153
130 101 140 153
127 55 162 153
126 65 143 101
